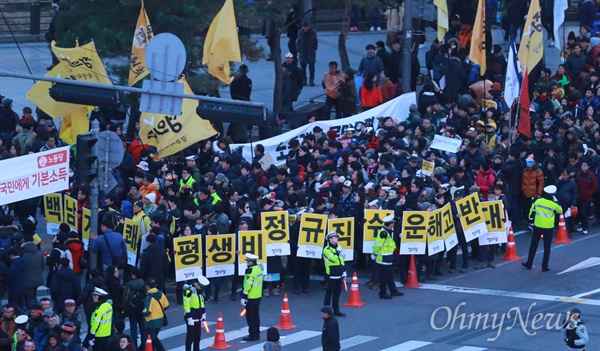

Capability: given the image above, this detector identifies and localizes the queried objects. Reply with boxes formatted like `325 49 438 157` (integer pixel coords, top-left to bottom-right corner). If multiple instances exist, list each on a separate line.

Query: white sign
0 146 70 205
230 93 417 166
430 134 462 153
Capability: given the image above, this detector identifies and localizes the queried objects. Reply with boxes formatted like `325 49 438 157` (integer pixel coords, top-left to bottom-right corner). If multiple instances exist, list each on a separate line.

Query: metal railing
0 1 53 35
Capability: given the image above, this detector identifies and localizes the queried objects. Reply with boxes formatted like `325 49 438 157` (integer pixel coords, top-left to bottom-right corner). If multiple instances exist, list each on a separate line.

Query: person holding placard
323 231 346 317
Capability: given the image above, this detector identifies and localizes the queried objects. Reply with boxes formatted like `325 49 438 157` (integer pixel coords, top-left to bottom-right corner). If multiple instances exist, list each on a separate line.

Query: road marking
239 330 321 351
557 257 600 275
161 326 267 351
308 335 378 351
421 284 600 306
380 340 432 351
569 287 600 299
452 346 487 351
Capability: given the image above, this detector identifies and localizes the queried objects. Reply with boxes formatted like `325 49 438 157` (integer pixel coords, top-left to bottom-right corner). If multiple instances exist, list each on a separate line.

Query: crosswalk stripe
308 335 378 351
238 330 321 351
380 340 432 351
452 346 487 351
167 326 270 351
80 320 217 342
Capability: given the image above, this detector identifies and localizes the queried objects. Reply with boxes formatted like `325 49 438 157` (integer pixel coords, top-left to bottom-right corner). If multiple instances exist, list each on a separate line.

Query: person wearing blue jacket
555 168 579 237
7 247 27 315
90 214 127 271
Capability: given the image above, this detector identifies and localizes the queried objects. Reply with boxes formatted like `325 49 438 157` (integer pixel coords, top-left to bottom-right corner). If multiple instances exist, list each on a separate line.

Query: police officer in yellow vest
183 275 209 351
83 287 112 351
241 253 263 342
522 185 563 272
373 215 404 299
323 231 346 317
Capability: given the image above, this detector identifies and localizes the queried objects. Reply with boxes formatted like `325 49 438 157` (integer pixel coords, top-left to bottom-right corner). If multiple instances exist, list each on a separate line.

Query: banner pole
89 119 100 270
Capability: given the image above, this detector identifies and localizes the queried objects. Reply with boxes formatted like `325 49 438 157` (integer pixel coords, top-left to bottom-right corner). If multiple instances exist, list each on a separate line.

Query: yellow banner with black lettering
81 207 91 249
421 160 435 176
479 200 508 246
261 211 290 256
27 41 111 119
139 78 217 161
205 234 236 278
44 193 63 235
59 107 90 146
174 235 203 282
456 193 488 242
63 195 78 233
518 0 543 71
123 219 141 267
441 203 458 250
297 213 327 259
328 217 354 261
237 231 267 276
128 0 154 86
363 209 393 253
400 211 428 255
427 208 445 255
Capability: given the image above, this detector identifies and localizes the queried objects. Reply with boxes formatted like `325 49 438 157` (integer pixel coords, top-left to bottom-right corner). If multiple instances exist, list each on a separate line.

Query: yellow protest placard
427 208 445 255
441 203 458 250
205 234 236 278
63 195 78 233
328 217 354 261
363 209 393 253
44 193 63 235
400 211 428 255
421 160 435 176
261 211 290 256
81 207 91 249
238 231 267 275
479 200 508 246
297 213 327 259
174 235 203 282
123 219 141 267
456 193 488 242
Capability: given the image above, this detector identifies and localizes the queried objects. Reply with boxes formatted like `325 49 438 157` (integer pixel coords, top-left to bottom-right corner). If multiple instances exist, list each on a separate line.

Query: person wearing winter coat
320 306 340 351
21 237 44 309
64 232 85 276
441 56 467 100
139 235 169 293
8 247 27 315
575 160 598 234
473 162 496 200
50 258 81 314
263 327 282 351
103 265 124 321
358 44 384 79
521 156 545 222
75 269 105 329
360 73 383 110
142 279 169 351
45 232 70 287
556 168 579 236
337 69 357 118
296 21 318 86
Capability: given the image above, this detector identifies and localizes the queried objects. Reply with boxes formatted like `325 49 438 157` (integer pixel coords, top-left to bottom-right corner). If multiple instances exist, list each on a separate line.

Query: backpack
51 247 74 270
126 287 146 315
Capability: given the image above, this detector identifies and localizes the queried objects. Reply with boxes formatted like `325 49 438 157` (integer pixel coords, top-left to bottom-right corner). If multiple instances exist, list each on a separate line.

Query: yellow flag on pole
469 0 486 76
128 0 154 86
139 78 217 160
59 107 90 145
202 0 241 84
517 0 543 72
433 0 448 41
27 41 112 119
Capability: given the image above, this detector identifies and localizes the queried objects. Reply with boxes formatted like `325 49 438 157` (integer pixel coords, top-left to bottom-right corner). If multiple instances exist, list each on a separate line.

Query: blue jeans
129 314 146 347
369 8 382 28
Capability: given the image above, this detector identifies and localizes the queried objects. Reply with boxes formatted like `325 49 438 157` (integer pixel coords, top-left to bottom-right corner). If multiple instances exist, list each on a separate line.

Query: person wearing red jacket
473 162 496 200
574 161 598 235
360 72 383 110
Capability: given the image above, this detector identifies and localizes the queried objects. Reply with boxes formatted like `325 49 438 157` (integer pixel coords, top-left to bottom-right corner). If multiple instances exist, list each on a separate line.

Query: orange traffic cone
208 312 232 349
554 214 572 244
344 272 366 307
502 227 520 261
403 255 421 289
275 294 297 329
145 334 152 351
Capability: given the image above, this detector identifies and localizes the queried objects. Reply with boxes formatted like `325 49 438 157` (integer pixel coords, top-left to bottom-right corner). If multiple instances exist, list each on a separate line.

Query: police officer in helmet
373 215 404 299
323 231 346 317
241 253 263 341
183 275 209 351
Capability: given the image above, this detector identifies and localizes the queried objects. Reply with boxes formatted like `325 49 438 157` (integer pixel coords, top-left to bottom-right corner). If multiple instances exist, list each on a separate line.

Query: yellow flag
202 0 241 84
469 0 486 76
433 0 448 41
59 107 90 145
128 0 154 86
139 77 217 160
27 41 112 119
517 0 543 71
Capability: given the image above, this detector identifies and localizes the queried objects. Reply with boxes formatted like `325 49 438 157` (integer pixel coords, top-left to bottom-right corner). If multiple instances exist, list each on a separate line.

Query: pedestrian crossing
150 322 490 351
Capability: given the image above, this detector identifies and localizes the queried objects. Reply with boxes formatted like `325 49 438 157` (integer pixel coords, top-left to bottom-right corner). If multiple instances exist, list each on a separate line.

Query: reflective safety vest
323 244 345 278
243 264 263 299
529 197 562 229
180 177 196 190
90 301 112 338
373 227 396 265
183 287 205 319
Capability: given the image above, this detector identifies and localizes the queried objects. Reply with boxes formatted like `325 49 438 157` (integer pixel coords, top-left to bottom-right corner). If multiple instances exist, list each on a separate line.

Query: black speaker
49 83 120 107
196 101 268 126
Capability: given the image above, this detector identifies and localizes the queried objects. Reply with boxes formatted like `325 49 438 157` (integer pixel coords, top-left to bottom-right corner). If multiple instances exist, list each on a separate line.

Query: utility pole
89 119 99 270
401 0 413 94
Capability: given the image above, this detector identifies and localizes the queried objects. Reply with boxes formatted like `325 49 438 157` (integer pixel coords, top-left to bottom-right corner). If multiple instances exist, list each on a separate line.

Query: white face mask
195 224 202 230
69 171 74 178
269 185 276 190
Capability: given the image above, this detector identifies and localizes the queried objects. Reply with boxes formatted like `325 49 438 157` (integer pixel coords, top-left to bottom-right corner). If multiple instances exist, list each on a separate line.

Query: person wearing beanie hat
264 327 282 351
562 307 589 349
320 306 340 351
